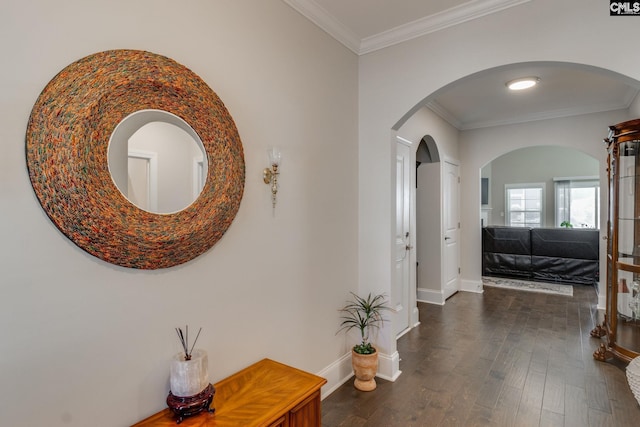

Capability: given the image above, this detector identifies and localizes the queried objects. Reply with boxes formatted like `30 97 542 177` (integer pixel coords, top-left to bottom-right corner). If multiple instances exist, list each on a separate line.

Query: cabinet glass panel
608 151 614 256
616 139 640 353
615 267 640 351
606 152 614 320
618 219 640 261
618 141 640 264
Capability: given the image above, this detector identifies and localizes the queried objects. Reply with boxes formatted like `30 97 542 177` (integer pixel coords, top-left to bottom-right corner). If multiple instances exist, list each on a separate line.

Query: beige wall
0 1 358 425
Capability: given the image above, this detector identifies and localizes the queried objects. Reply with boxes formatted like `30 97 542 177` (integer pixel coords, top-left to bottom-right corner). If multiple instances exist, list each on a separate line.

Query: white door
127 151 158 212
394 142 412 335
443 160 460 299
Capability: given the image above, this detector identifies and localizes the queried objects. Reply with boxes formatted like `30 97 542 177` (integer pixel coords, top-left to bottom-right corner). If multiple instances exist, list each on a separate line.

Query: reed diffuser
167 325 214 423
175 325 202 361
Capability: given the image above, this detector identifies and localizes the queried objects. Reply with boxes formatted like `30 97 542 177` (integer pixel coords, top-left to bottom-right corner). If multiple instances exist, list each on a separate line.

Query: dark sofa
482 226 599 285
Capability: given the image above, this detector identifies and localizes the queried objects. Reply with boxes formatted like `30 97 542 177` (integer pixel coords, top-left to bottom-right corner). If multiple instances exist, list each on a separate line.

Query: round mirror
26 49 245 269
108 110 208 214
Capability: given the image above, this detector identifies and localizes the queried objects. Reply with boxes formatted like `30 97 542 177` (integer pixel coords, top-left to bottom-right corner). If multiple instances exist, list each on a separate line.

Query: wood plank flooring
321 285 640 426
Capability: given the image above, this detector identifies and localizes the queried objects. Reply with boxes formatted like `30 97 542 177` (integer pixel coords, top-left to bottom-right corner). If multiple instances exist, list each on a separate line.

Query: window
555 177 599 228
505 184 544 227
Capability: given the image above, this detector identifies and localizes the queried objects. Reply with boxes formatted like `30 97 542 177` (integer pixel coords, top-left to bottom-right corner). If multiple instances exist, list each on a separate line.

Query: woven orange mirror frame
26 50 245 269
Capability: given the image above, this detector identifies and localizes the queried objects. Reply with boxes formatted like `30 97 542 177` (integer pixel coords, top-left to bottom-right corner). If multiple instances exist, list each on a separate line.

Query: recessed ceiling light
506 77 540 91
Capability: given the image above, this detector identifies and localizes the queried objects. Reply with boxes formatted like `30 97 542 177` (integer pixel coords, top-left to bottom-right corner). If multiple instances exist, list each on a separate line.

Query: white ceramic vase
169 349 209 397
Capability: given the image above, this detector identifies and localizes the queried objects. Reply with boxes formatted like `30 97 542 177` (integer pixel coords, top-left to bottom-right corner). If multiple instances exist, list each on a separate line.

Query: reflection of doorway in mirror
108 110 209 215
127 121 205 213
193 158 206 201
127 150 158 212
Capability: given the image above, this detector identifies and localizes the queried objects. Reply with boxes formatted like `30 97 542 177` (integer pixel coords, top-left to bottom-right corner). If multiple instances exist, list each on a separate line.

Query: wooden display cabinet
592 118 640 362
134 358 326 426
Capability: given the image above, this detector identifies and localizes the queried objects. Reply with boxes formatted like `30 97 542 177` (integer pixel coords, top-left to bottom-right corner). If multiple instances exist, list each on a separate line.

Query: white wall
396 107 460 160
630 93 640 117
358 0 640 352
0 1 358 425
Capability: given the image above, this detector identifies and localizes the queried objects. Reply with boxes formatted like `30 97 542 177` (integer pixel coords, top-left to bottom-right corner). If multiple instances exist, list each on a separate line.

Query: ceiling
426 63 639 130
283 0 639 130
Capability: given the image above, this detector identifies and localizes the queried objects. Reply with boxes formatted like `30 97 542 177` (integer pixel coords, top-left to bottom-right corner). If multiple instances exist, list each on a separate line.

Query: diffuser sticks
175 325 202 361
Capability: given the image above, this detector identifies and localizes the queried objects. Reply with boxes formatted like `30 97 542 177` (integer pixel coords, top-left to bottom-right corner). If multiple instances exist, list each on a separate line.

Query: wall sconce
263 147 281 208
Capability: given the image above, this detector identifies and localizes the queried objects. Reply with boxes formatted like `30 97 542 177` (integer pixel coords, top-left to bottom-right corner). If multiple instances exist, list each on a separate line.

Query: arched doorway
480 146 600 229
479 145 601 290
414 136 454 305
392 62 636 309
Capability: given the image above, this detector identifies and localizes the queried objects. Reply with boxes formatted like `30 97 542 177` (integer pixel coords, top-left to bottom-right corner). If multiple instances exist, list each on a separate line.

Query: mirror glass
108 109 208 214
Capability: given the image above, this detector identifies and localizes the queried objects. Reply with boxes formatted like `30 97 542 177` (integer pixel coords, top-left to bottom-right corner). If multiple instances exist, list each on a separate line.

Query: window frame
505 183 545 228
554 176 600 229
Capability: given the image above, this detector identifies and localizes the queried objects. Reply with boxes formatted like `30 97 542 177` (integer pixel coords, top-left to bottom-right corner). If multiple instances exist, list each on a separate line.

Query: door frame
128 149 158 212
395 136 420 337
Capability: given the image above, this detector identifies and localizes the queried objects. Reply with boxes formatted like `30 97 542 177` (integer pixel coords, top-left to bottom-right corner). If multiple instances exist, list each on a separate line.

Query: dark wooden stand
166 383 215 424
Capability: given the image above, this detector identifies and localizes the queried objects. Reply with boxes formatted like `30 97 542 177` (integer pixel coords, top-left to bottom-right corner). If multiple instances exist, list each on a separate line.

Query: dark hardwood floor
322 285 640 426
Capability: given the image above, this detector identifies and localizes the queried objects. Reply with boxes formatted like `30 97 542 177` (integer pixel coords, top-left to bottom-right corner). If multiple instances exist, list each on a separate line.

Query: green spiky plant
338 292 390 355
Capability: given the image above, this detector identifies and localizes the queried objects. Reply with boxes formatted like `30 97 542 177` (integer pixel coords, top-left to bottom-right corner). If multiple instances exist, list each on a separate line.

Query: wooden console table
133 358 327 427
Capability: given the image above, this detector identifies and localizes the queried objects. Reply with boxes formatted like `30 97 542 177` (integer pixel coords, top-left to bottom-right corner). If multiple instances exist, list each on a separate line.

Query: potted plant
338 292 390 391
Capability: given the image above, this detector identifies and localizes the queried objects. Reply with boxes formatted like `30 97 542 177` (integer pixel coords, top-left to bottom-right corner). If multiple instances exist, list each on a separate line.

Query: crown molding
282 0 361 54
360 0 531 54
462 101 637 131
426 100 463 129
283 0 531 55
428 89 640 131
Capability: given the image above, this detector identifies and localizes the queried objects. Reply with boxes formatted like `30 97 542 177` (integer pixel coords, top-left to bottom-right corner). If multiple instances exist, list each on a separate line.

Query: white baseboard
316 352 353 400
418 281 483 306
417 287 445 305
377 351 402 382
317 350 401 399
411 306 420 328
443 285 457 300
461 279 484 293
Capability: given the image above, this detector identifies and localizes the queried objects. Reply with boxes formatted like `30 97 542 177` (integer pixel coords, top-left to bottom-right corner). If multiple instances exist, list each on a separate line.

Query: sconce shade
268 147 282 166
